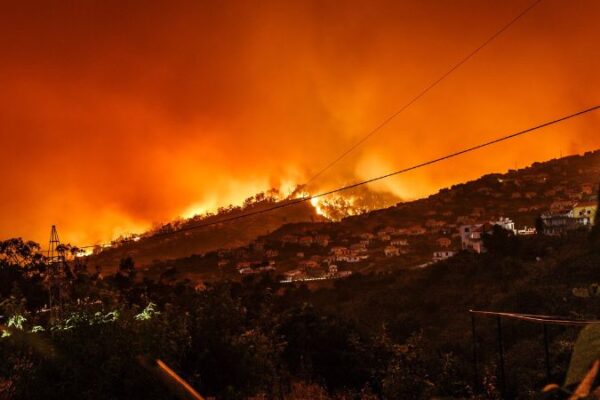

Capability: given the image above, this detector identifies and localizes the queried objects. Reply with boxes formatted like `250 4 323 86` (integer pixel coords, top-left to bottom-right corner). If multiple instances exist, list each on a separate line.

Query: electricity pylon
46 225 66 322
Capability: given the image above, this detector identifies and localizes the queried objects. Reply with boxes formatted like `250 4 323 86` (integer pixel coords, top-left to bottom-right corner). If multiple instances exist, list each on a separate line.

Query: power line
304 0 544 186
78 104 600 250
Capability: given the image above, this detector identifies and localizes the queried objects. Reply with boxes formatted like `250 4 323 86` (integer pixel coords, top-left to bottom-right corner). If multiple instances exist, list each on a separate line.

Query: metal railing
469 310 600 397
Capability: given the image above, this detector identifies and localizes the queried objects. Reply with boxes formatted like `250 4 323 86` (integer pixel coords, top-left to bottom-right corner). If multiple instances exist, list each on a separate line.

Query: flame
2 0 600 245
310 197 327 218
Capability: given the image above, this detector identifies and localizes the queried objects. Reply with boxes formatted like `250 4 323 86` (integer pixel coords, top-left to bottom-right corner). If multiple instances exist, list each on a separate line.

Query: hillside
87 197 326 272
134 149 600 283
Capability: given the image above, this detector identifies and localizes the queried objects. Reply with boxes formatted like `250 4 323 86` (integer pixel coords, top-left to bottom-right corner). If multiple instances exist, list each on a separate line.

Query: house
235 261 252 270
550 200 575 213
541 212 578 235
541 202 597 235
391 239 408 247
296 252 305 258
378 227 397 236
516 227 536 236
425 219 445 228
330 246 350 256
299 260 319 269
433 251 456 262
384 246 400 257
492 217 516 234
378 233 391 241
407 225 427 236
359 232 375 240
265 249 279 258
328 264 338 275
323 255 336 265
436 237 452 248
582 183 595 195
395 228 410 235
524 192 537 199
217 259 229 268
315 235 330 247
284 269 304 281
350 243 367 253
459 224 489 253
298 236 314 246
572 201 597 225
359 239 370 247
337 255 361 263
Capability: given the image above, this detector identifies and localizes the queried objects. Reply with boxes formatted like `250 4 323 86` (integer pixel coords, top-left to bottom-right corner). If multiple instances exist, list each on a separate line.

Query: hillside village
90 150 600 285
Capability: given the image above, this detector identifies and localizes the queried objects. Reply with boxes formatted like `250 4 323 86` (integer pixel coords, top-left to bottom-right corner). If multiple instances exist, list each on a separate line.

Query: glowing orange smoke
1 1 600 245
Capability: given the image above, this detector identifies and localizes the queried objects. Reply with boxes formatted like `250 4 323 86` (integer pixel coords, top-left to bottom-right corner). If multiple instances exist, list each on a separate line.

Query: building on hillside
391 239 408 247
492 217 516 233
425 219 446 229
315 235 330 247
235 261 252 270
350 243 367 253
384 246 400 257
436 237 452 248
516 227 536 236
379 227 397 236
337 254 361 263
459 224 489 253
433 251 456 262
582 183 595 195
359 232 375 240
550 200 575 213
524 192 537 199
408 225 427 236
572 201 597 225
299 260 319 270
265 249 279 258
284 269 304 281
217 259 229 268
296 252 305 258
541 202 597 235
330 246 350 256
298 236 314 246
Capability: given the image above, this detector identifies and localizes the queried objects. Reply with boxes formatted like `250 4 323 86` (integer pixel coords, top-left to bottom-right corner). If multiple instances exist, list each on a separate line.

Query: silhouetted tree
589 184 600 251
535 215 545 236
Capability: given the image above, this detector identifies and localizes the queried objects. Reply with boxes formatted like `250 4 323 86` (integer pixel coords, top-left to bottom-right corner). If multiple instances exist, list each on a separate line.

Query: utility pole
47 225 66 323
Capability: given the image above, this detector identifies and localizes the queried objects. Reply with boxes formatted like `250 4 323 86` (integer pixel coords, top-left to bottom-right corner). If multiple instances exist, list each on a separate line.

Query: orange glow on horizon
1 0 600 245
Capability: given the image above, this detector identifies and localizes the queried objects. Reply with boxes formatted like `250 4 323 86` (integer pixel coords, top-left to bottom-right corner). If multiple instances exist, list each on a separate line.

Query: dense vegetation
2 219 600 399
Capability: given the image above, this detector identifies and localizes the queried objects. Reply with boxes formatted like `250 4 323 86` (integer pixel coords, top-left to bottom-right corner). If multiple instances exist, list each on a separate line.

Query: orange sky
1 0 599 245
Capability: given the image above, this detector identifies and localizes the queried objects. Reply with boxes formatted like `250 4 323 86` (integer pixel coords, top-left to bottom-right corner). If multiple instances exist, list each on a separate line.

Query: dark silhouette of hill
89 149 600 277
88 197 326 271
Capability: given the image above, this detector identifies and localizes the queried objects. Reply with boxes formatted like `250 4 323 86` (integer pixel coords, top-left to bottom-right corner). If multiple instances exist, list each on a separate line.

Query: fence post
471 313 480 393
543 323 551 381
496 316 507 398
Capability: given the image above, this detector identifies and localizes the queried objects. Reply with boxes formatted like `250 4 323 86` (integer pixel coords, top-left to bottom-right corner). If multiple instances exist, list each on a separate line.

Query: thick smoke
1 0 599 244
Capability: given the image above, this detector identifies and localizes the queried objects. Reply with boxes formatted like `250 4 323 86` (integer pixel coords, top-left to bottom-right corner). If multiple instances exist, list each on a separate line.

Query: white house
433 250 456 262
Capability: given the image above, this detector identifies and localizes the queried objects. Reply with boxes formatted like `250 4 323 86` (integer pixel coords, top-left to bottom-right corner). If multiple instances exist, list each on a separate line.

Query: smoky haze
1 0 599 245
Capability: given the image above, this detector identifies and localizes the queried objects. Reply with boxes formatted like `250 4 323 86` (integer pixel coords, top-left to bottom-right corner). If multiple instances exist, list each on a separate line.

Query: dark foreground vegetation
2 223 600 399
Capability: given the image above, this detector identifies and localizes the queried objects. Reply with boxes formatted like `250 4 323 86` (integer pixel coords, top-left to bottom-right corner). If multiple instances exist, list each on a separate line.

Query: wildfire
310 194 365 221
